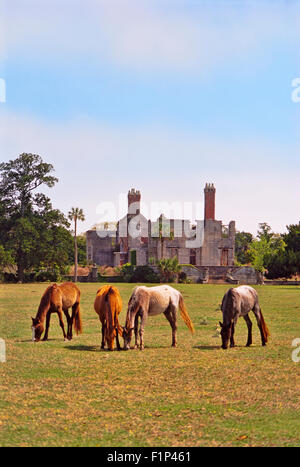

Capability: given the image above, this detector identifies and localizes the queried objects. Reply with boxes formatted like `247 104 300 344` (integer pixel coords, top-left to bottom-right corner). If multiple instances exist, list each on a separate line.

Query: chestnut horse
219 285 270 349
123 285 195 350
31 282 82 342
94 285 123 351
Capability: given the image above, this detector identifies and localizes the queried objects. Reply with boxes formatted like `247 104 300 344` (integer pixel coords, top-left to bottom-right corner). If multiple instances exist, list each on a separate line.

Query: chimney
128 188 141 215
204 183 216 220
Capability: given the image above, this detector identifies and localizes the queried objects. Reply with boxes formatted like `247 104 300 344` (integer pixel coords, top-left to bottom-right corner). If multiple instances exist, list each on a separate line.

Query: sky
0 0 299 235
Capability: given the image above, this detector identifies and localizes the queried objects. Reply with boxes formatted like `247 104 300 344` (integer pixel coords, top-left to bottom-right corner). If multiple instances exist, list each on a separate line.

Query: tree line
0 153 86 282
235 222 300 279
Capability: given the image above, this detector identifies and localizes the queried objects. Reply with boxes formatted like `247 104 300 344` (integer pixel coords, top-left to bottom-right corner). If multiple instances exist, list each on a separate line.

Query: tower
128 188 141 215
204 183 216 221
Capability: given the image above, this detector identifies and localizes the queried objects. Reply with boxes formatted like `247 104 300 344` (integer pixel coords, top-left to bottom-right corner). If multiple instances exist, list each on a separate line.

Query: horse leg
253 305 267 346
115 317 121 351
164 305 177 347
243 314 253 347
230 318 237 348
139 310 147 351
134 314 139 349
42 312 51 341
64 309 72 341
57 308 67 341
99 317 105 349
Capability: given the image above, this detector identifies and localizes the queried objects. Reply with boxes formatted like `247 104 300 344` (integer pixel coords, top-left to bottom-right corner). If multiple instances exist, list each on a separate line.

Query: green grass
0 282 300 446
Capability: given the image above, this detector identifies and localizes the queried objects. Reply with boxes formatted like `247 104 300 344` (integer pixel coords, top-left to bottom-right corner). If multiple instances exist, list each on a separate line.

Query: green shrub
118 263 159 283
156 257 182 283
118 263 135 282
130 265 159 283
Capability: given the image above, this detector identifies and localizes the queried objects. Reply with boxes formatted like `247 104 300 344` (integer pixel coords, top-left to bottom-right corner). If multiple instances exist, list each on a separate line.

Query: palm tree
158 214 174 260
68 207 85 282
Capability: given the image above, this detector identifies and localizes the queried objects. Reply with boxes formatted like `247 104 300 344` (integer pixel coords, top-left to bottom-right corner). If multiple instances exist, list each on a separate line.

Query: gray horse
219 285 270 349
122 285 194 350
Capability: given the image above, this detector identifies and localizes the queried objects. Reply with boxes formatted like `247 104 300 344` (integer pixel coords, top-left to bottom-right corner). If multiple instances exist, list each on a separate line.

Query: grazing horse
94 285 123 351
31 282 82 342
123 285 194 350
219 285 270 349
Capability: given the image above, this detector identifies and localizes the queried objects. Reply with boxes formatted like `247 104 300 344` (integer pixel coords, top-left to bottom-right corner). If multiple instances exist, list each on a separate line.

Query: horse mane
36 284 56 319
222 288 237 322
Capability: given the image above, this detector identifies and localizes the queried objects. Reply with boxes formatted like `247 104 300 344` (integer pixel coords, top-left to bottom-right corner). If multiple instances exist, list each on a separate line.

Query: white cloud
0 110 299 235
3 0 300 73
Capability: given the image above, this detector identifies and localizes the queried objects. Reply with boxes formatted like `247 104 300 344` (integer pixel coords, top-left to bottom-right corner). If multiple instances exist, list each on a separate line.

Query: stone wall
86 230 116 266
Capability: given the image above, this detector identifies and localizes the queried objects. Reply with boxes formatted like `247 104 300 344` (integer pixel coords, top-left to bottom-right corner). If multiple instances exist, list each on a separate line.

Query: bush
156 257 182 283
265 250 299 279
130 265 159 283
2 272 17 283
118 263 135 282
178 271 187 283
34 269 62 282
118 263 159 283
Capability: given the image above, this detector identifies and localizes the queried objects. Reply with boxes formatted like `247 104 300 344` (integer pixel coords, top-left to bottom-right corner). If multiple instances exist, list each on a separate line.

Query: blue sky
0 0 299 234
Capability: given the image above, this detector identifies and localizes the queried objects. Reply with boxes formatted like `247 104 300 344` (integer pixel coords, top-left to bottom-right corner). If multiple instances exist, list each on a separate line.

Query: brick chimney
204 183 216 220
128 188 141 215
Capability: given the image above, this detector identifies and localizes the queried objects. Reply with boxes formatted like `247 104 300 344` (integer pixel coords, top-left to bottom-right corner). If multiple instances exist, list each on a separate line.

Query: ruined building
86 184 235 268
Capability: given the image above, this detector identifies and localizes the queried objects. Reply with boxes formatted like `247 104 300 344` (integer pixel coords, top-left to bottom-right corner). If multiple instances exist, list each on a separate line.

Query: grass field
0 282 300 447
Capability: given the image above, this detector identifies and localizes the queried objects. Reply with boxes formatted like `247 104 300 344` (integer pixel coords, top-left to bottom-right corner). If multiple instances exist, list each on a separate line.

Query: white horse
122 285 194 350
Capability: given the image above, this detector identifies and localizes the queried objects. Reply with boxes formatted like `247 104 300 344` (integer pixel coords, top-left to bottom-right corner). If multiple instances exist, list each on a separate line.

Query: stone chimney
128 188 141 215
204 183 216 220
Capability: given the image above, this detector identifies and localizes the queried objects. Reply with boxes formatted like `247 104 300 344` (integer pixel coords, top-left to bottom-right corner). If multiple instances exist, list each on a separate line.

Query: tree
68 207 85 282
235 231 253 264
248 227 286 274
0 153 69 282
0 153 58 217
283 222 300 253
156 257 182 283
264 222 300 279
0 245 14 269
157 214 174 260
257 222 273 242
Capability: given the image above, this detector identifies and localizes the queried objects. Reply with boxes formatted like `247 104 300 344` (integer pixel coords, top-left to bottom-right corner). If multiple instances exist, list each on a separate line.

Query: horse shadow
64 344 99 352
64 344 125 352
193 345 221 350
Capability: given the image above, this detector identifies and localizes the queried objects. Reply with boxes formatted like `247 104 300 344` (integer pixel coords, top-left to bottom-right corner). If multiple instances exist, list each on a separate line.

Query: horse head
122 325 134 350
31 317 44 342
219 321 232 350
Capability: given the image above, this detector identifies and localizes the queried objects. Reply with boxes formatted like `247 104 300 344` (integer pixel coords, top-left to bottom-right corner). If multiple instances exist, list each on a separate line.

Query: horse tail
74 305 83 335
178 294 195 334
260 309 270 342
105 286 123 340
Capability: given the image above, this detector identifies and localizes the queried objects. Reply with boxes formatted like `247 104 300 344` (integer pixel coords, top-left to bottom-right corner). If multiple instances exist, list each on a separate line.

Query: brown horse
94 285 123 351
31 282 82 342
123 285 195 350
219 285 270 349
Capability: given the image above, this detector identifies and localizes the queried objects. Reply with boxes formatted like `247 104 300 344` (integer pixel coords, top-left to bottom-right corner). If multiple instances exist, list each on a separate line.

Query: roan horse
219 285 270 349
31 282 82 342
123 285 195 350
94 285 123 351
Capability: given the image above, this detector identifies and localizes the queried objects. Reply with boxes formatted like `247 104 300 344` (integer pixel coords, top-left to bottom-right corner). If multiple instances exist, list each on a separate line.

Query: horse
31 282 82 342
219 285 270 349
94 285 123 351
122 285 195 350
